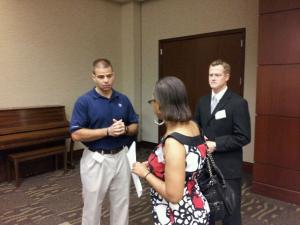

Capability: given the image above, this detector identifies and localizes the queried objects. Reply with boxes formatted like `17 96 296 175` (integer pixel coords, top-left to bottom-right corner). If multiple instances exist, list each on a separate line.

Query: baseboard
137 141 157 149
71 146 254 175
242 161 253 175
71 140 158 162
252 181 300 205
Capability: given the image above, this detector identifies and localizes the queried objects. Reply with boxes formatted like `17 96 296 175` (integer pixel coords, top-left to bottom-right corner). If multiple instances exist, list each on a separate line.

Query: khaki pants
80 147 131 225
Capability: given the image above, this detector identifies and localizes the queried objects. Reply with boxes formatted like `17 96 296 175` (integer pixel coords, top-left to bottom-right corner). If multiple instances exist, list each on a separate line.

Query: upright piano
0 105 70 182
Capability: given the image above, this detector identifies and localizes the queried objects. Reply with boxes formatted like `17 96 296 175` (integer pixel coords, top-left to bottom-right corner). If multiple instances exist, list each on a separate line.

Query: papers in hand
127 141 143 198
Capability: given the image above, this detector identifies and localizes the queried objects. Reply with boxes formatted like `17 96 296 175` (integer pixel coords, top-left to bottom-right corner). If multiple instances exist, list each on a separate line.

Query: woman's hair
153 76 192 122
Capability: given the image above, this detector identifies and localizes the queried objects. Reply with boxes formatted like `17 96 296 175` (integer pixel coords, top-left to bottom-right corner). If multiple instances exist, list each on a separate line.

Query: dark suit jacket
195 89 251 179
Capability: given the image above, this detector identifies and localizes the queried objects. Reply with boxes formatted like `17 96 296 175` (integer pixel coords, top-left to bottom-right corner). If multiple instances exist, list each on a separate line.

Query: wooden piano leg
67 139 75 169
13 159 20 187
55 155 58 170
64 145 67 173
6 160 11 182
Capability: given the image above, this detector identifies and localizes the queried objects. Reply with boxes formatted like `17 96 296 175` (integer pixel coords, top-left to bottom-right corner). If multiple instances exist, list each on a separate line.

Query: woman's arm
132 138 186 203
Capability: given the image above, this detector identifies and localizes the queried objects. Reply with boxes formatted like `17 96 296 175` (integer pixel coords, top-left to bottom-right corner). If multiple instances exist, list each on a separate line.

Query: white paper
127 141 143 198
215 109 226 120
92 152 104 163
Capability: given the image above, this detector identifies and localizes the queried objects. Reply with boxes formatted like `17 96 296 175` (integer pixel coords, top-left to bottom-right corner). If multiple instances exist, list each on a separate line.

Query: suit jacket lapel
203 94 212 125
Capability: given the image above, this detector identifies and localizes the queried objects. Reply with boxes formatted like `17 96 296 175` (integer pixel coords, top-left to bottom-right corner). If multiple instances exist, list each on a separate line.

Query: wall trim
71 145 254 175
137 141 157 149
253 181 300 205
243 161 253 174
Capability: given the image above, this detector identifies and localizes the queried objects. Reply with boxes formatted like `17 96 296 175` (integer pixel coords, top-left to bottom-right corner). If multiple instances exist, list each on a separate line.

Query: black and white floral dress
148 132 210 225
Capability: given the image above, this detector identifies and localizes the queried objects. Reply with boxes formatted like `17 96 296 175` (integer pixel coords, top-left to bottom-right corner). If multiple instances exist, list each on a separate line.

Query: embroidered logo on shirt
118 103 122 108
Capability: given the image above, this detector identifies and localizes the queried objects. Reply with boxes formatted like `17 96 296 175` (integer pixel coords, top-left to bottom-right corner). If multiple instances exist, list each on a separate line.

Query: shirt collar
91 88 119 100
211 86 228 102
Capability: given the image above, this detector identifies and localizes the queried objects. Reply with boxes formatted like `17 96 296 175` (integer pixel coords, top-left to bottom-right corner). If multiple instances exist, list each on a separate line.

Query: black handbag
198 153 236 221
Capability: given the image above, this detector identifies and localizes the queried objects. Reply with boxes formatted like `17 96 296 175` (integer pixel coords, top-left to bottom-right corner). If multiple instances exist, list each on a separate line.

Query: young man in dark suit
194 59 251 225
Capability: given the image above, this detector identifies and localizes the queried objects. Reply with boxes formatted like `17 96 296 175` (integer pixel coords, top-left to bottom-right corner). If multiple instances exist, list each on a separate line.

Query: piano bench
6 145 67 187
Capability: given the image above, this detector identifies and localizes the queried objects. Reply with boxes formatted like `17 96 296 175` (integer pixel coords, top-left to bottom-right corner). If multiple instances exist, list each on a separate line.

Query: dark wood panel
258 9 300 64
255 0 300 205
252 181 300 205
256 65 300 117
260 0 300 14
254 116 300 170
253 163 300 192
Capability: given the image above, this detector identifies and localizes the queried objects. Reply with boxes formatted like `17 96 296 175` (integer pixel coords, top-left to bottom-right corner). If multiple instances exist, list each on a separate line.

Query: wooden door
158 29 246 139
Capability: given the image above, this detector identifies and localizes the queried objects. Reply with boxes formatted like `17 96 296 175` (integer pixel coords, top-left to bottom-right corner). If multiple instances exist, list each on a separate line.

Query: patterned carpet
0 149 299 225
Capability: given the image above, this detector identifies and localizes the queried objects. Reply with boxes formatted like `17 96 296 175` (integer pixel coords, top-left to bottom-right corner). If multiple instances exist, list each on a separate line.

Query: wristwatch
125 126 129 135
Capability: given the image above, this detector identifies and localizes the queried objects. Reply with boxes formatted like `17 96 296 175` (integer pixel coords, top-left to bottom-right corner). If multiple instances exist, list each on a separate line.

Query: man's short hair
210 59 231 74
92 58 113 70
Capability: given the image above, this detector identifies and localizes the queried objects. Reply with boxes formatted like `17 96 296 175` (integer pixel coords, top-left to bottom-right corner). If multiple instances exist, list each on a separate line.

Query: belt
93 146 124 155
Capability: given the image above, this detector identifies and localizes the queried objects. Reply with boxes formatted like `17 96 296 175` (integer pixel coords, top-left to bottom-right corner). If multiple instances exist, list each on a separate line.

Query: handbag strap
206 153 226 186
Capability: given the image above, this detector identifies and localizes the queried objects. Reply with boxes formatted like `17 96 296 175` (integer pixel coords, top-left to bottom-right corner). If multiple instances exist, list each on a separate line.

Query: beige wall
0 0 121 118
140 0 258 163
120 2 142 113
120 2 143 139
0 0 258 162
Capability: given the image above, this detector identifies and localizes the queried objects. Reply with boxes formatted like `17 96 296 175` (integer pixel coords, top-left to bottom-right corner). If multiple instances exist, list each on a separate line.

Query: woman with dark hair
132 76 210 225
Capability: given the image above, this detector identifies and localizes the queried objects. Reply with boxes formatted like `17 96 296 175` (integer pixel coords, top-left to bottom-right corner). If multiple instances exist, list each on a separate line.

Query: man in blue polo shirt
70 58 138 225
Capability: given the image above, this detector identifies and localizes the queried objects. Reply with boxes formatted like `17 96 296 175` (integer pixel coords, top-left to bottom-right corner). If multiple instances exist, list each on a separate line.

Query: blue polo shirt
70 88 138 151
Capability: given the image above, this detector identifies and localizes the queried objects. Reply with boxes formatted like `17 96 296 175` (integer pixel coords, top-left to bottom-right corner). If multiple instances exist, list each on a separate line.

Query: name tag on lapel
215 110 226 120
